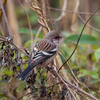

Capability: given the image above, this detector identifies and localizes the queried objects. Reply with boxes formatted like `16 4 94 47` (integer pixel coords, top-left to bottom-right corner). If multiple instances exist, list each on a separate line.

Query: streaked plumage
16 31 61 81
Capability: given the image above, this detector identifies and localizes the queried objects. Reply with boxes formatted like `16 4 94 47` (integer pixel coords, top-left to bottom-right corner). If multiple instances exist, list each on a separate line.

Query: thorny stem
58 6 100 72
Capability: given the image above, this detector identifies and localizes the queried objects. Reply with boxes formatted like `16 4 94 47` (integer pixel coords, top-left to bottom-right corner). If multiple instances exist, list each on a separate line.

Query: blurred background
0 0 100 99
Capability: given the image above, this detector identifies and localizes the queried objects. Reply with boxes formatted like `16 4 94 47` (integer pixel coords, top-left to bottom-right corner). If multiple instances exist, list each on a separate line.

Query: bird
16 30 62 81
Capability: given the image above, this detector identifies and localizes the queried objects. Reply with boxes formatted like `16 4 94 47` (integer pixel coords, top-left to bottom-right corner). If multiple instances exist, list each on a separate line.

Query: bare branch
47 66 98 100
48 6 100 16
1 91 17 100
0 0 12 37
55 0 67 22
58 6 100 72
78 14 100 32
47 66 77 100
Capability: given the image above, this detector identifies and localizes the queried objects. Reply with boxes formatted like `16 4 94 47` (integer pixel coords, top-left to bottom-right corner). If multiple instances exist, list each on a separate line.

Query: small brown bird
16 31 62 80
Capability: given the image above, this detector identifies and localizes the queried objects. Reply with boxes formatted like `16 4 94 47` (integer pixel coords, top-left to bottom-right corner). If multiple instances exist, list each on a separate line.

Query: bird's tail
16 65 33 81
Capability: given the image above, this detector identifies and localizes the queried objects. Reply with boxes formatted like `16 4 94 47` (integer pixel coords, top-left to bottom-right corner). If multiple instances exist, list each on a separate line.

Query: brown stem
58 6 100 72
46 0 53 29
47 66 98 100
0 0 12 37
48 6 100 16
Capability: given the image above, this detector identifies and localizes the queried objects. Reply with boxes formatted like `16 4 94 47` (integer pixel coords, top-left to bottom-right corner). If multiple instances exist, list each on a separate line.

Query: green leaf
42 73 47 81
0 93 8 98
16 82 26 93
78 69 99 79
0 81 8 86
29 13 38 24
66 34 97 44
24 40 31 48
48 89 52 93
90 80 100 84
0 68 13 76
23 96 28 100
94 48 100 60
19 28 37 35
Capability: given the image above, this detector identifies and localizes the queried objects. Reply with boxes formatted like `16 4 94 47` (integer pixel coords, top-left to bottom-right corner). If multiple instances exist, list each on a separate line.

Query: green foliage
19 28 37 35
0 1 100 99
0 93 8 98
94 48 100 60
16 82 26 93
78 69 99 79
0 67 13 76
29 12 38 24
23 96 28 100
24 40 31 48
66 34 97 44
61 29 100 98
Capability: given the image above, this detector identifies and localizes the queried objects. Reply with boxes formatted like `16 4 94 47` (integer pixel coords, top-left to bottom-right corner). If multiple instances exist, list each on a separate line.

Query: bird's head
44 31 62 45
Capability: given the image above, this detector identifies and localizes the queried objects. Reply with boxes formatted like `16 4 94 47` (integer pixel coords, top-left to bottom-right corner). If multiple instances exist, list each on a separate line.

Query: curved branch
78 14 100 32
58 6 100 72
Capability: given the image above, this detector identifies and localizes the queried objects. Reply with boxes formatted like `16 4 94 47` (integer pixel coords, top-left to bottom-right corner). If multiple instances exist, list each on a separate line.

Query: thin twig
46 0 53 29
48 6 100 16
2 91 17 100
47 66 98 100
0 0 29 57
0 36 6 39
55 0 67 22
18 0 33 51
62 77 98 100
71 0 80 33
0 36 29 57
12 42 29 57
77 91 89 100
33 26 42 47
58 6 100 72
0 0 12 37
59 52 90 92
58 52 79 84
47 66 77 100
17 92 32 100
78 14 100 32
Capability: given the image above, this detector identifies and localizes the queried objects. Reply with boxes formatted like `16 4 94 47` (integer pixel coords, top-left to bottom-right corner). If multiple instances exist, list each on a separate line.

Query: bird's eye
55 36 58 39
55 36 62 39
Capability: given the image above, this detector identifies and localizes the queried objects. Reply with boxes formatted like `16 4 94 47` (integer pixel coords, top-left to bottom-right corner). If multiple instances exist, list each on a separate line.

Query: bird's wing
28 40 57 67
36 40 56 51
